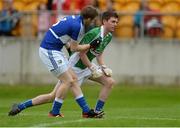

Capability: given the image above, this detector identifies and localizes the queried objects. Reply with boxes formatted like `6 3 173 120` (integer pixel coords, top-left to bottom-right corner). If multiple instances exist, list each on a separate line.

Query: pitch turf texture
1 83 180 127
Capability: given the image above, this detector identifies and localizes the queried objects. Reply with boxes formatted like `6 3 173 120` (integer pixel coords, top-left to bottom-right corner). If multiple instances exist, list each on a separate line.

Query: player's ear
88 18 94 22
84 18 90 24
102 19 107 25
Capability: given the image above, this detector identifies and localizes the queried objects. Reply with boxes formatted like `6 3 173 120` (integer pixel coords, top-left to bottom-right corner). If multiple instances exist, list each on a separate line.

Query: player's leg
51 68 91 117
32 81 61 105
90 75 115 112
8 81 61 116
49 68 73 117
68 67 104 118
68 68 90 114
50 68 101 118
34 47 70 117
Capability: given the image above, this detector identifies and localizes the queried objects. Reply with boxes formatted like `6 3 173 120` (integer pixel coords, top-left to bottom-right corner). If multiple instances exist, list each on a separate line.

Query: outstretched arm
79 49 92 68
69 37 101 52
70 40 90 52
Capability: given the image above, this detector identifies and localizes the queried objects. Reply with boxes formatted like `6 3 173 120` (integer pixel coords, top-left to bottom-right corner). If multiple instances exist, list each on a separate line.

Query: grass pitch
1 83 180 127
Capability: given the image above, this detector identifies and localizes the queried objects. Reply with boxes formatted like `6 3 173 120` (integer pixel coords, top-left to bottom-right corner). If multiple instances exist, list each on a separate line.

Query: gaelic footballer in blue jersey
8 6 103 118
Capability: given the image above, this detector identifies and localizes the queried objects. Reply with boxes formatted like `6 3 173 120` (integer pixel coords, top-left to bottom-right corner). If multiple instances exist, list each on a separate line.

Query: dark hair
80 5 99 20
101 10 119 21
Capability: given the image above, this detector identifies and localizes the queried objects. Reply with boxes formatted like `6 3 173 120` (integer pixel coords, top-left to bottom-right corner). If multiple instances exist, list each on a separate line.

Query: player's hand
90 37 102 49
101 65 112 77
66 47 73 56
65 42 73 55
89 64 103 78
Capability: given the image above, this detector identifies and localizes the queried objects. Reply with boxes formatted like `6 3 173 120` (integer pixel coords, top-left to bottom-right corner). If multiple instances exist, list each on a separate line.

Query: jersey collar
100 25 111 38
100 26 104 38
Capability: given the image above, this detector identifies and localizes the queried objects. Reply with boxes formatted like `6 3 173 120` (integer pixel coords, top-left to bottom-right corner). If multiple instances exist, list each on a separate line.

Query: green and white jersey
74 26 112 69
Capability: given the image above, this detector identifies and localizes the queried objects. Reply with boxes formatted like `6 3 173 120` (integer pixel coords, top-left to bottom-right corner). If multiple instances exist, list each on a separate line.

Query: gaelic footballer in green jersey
69 11 119 113
69 25 112 81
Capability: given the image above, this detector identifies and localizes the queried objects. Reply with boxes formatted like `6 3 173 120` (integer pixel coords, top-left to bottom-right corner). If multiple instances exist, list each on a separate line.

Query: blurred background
1 0 180 85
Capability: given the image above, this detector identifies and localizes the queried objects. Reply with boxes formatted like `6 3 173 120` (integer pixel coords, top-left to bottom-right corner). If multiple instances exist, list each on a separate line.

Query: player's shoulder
65 15 81 22
87 27 100 34
83 27 100 39
68 15 82 28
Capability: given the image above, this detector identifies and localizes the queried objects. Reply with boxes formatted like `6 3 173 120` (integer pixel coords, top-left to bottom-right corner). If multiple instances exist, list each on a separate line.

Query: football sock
18 99 33 111
95 100 105 112
51 97 63 115
75 94 90 113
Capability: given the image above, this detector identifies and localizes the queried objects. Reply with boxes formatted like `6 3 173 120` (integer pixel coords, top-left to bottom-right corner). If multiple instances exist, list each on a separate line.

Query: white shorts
39 47 69 77
69 52 95 86
71 66 92 85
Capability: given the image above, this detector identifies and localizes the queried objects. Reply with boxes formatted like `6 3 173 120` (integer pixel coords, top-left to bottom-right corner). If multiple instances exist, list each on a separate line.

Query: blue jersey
40 15 85 51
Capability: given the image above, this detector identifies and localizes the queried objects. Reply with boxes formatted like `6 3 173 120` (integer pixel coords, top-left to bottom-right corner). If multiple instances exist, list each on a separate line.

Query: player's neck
102 25 109 37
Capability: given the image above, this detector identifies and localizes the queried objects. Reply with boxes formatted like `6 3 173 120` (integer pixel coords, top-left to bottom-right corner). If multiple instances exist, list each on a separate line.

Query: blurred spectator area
0 0 48 37
0 0 93 37
99 0 180 39
0 0 180 39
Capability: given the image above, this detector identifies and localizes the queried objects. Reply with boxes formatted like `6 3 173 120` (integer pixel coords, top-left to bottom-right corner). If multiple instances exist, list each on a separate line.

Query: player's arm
70 24 101 52
70 40 90 52
96 53 112 77
96 53 105 66
65 42 72 55
79 49 92 68
70 39 101 52
79 50 102 78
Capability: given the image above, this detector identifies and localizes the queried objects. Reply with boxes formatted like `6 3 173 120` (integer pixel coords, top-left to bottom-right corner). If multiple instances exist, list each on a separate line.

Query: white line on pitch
32 116 180 127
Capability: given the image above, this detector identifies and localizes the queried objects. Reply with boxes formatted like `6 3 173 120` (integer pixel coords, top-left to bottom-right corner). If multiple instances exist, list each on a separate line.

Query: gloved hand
90 37 102 49
101 65 112 77
89 64 103 78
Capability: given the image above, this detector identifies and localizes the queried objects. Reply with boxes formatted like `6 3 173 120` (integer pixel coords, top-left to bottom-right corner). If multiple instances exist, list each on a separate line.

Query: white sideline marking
32 119 94 127
32 116 180 127
116 116 180 121
0 113 48 116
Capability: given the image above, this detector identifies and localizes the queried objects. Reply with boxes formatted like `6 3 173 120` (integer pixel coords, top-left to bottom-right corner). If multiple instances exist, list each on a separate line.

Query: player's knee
106 79 115 89
48 93 55 101
61 77 74 86
42 92 55 102
61 75 77 87
72 75 78 83
111 79 116 86
70 75 79 86
68 78 76 87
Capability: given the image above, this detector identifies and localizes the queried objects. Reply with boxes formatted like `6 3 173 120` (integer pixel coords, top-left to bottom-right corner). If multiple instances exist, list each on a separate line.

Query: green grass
1 83 180 127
